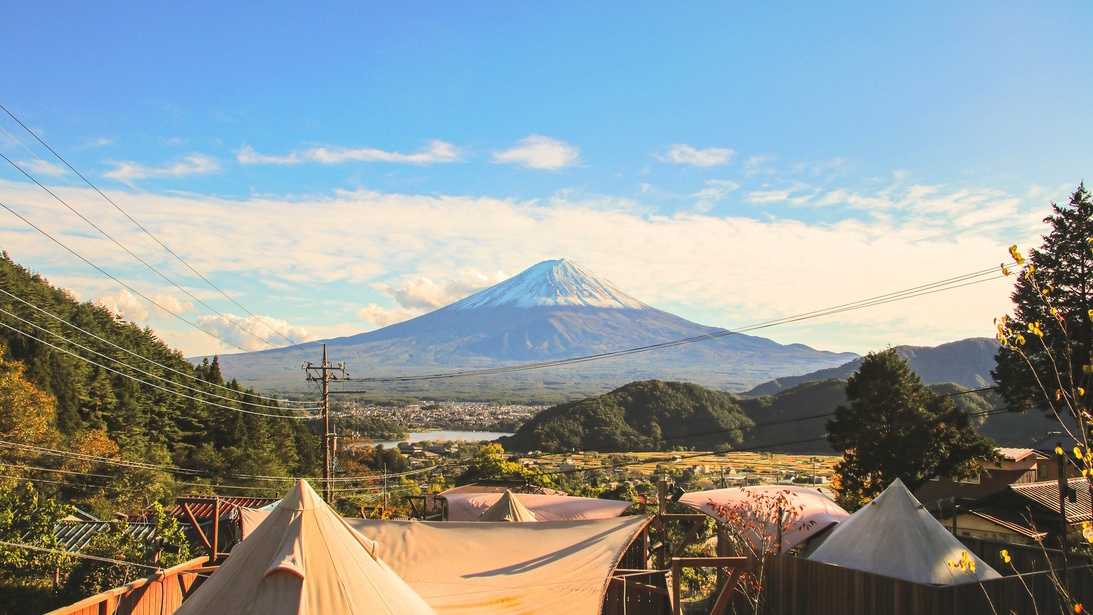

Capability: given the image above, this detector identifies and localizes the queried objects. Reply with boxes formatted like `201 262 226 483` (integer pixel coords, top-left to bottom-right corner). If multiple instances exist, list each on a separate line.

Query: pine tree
827 348 997 509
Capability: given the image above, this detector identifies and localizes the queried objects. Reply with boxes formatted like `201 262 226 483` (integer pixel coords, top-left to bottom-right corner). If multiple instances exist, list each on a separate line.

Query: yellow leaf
1009 245 1025 265
1001 264 1011 276
1077 447 1084 459
1000 549 1011 564
1057 445 1066 456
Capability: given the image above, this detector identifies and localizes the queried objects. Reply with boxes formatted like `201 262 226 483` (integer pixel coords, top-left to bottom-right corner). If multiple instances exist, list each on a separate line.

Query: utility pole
304 343 348 502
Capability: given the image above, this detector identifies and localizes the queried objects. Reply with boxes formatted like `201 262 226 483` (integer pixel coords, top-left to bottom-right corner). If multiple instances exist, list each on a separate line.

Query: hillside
504 373 1063 456
499 380 754 452
743 337 999 396
0 253 319 516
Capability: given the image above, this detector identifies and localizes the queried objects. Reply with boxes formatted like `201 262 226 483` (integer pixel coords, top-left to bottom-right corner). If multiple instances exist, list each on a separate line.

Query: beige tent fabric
477 490 537 522
442 492 633 521
679 486 849 553
176 480 436 615
806 478 1002 586
347 515 652 614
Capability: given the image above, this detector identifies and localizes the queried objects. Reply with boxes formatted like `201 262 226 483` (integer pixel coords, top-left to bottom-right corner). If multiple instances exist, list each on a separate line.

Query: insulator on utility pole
303 343 349 502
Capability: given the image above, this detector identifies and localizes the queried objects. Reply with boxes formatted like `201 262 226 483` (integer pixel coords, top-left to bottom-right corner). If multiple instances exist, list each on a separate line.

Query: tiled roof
167 495 279 521
53 521 160 553
1010 478 1092 523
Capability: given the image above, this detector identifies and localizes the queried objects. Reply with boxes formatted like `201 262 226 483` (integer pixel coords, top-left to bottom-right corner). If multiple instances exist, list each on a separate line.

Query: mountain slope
216 259 857 397
742 338 999 396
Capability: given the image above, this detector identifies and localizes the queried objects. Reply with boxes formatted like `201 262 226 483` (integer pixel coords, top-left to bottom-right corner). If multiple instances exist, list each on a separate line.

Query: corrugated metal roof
54 521 160 553
1011 478 1092 523
167 496 279 521
966 509 1048 540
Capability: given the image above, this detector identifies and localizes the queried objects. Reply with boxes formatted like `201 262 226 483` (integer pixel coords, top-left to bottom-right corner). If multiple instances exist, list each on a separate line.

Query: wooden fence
44 557 209 615
763 554 1093 615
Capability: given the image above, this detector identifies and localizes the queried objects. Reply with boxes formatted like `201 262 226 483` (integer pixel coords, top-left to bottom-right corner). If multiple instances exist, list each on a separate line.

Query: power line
0 319 313 419
0 304 319 413
0 198 256 354
0 285 315 407
0 104 316 356
1 107 316 358
332 266 1005 386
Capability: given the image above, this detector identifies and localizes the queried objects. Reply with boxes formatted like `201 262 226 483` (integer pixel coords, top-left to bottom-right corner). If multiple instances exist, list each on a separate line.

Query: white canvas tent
441 491 633 521
347 515 652 614
806 478 1002 585
679 485 849 554
477 489 537 522
177 480 435 615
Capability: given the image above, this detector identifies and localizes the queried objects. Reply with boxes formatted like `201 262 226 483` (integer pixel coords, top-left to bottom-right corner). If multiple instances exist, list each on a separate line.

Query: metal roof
53 521 160 553
1010 478 1092 523
167 495 279 521
966 508 1048 540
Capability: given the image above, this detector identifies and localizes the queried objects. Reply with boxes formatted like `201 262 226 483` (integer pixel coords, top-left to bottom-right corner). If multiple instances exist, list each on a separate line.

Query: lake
366 430 513 449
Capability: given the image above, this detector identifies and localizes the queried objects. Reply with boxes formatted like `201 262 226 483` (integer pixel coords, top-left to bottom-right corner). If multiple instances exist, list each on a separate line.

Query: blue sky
1 2 1091 359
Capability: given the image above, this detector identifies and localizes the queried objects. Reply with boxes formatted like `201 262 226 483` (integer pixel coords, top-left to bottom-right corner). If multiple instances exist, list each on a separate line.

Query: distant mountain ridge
214 259 858 397
743 338 999 396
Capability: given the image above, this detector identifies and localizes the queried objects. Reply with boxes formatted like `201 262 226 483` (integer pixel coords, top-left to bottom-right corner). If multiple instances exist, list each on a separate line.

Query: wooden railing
44 557 209 615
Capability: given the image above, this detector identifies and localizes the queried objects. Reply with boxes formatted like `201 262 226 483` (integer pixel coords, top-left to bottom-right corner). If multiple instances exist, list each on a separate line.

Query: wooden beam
211 499 220 561
181 503 212 554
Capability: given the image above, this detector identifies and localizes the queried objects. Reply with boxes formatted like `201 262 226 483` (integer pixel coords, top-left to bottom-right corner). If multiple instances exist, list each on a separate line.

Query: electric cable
0 285 314 406
0 304 320 412
0 319 313 419
0 103 316 357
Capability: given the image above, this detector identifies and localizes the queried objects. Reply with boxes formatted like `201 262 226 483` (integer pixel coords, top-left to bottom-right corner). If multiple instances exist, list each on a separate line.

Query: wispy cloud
744 155 778 177
103 153 219 184
196 313 316 351
356 303 419 328
658 144 735 167
493 135 580 170
692 179 740 212
237 140 461 166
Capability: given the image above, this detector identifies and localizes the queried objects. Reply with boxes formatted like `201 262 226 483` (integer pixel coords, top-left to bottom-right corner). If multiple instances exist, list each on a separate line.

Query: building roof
965 509 1048 541
167 495 279 521
996 448 1041 463
1010 478 1092 524
54 521 160 553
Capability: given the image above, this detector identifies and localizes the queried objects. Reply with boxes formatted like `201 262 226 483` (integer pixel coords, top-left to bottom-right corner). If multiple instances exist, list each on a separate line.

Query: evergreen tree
993 185 1093 426
827 348 996 509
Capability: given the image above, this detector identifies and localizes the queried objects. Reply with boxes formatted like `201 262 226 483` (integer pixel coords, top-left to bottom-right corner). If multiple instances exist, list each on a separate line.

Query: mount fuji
214 259 858 399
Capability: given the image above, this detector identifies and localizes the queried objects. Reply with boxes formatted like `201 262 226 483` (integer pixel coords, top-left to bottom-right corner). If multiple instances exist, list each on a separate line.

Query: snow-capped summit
449 259 649 310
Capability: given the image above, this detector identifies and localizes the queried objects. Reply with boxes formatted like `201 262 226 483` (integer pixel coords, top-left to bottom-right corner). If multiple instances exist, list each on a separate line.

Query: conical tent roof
806 478 1001 586
477 489 537 522
175 479 435 615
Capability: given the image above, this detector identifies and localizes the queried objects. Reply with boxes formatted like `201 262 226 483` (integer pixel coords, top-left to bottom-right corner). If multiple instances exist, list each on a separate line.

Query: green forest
0 252 320 517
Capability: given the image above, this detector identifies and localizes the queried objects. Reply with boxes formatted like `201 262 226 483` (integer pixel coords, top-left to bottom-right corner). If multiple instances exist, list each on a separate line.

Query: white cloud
196 313 316 352
237 140 461 166
22 159 67 177
373 268 507 311
492 135 580 170
152 293 195 316
103 154 219 184
96 289 148 322
744 155 778 176
356 303 419 328
2 175 1054 357
659 144 735 167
